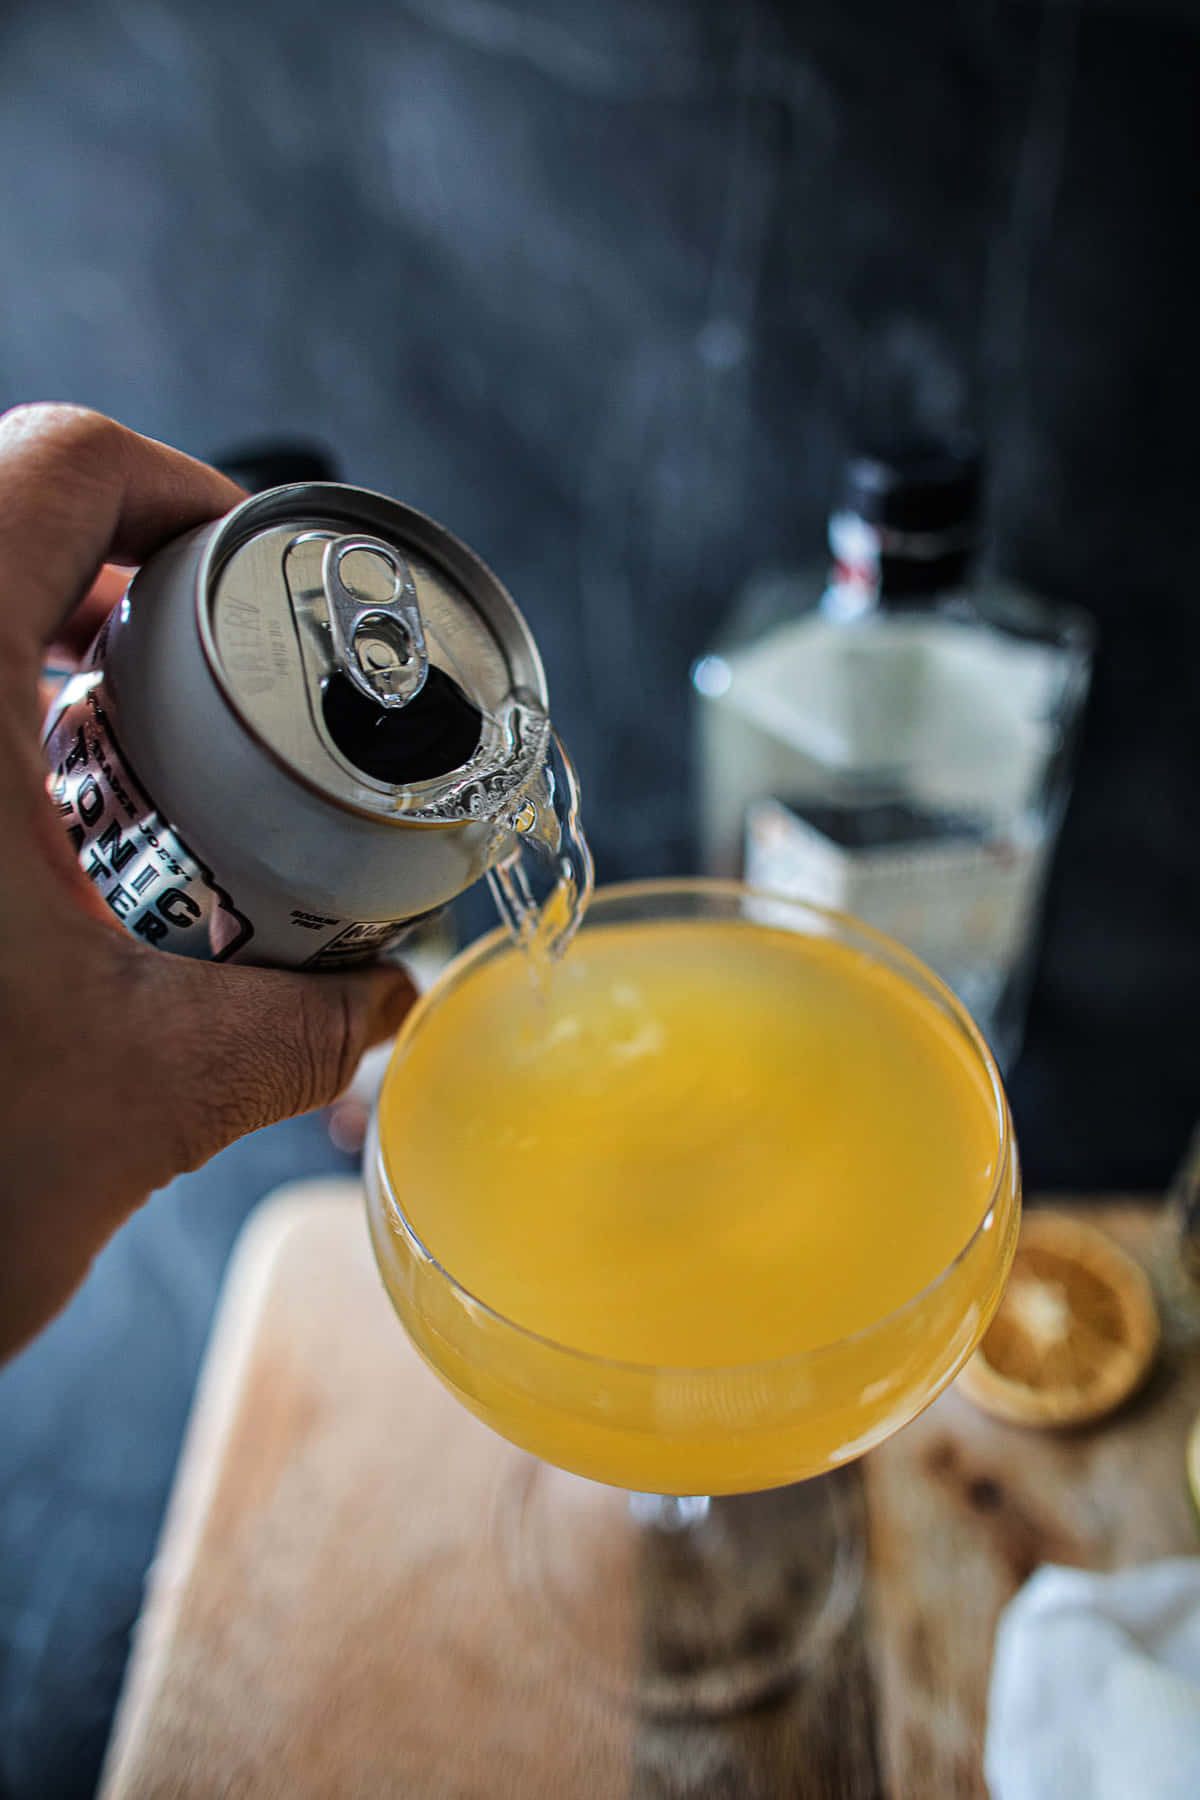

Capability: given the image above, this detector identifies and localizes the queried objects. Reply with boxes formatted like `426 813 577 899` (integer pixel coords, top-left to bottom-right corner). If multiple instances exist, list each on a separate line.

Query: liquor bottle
693 440 1093 1068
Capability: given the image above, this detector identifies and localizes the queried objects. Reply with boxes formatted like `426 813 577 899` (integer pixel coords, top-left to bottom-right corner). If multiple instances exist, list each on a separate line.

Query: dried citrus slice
958 1212 1159 1427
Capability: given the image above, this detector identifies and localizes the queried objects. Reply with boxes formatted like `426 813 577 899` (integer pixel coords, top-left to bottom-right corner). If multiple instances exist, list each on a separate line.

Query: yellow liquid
372 915 1019 1493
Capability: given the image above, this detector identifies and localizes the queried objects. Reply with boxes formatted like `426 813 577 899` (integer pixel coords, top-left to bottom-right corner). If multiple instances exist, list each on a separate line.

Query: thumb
131 956 418 1174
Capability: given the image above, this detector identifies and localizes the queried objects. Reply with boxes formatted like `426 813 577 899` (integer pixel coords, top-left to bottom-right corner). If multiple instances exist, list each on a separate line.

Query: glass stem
628 1493 712 1531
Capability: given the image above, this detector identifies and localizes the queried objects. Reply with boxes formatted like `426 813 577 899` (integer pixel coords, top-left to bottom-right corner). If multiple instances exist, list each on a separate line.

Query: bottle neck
823 510 977 619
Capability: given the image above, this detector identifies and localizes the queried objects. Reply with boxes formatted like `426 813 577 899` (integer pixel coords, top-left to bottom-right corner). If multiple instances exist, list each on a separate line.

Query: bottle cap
841 436 983 542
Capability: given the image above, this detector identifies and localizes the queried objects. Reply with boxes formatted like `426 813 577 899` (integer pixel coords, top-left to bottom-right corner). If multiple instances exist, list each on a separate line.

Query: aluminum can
42 483 551 968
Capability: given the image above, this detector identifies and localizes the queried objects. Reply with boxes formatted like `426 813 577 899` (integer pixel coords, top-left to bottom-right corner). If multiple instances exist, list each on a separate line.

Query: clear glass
694 560 1093 1069
365 880 1021 1712
1152 1119 1200 1347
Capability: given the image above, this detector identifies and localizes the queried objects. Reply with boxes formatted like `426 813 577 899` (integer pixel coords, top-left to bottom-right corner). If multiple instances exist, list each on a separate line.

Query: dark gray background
1 2 1198 1793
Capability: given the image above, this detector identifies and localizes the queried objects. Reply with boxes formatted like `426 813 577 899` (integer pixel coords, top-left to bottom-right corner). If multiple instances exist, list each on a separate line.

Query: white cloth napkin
986 1560 1200 1799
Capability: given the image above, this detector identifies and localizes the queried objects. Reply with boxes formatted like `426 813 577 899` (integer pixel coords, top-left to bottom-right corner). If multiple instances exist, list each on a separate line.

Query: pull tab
322 535 428 710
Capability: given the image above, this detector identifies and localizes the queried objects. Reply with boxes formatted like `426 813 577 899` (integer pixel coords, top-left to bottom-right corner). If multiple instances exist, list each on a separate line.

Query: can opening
321 666 484 785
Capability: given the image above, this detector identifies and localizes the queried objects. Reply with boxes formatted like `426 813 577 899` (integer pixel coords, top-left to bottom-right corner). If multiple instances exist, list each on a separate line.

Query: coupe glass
365 881 1020 1714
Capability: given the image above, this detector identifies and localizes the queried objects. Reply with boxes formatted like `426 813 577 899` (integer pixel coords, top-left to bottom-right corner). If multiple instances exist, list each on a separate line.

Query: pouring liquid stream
384 611 593 975
486 729 594 990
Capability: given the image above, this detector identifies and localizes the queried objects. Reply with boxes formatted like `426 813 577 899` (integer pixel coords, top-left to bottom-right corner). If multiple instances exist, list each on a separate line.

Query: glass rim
371 877 1018 1379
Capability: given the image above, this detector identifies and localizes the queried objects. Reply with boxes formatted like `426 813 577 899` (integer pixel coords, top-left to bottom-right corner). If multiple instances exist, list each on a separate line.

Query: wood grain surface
99 1187 1200 1800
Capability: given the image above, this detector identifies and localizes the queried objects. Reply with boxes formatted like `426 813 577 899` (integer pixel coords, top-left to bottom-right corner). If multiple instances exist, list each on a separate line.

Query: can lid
199 484 550 825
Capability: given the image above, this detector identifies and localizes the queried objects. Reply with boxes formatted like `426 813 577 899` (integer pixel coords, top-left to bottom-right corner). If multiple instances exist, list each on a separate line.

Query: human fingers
116 953 417 1180
0 404 242 666
45 562 136 665
0 924 413 1358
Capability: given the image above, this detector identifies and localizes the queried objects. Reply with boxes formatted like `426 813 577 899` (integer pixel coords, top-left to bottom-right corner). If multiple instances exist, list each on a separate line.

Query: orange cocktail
367 882 1019 1497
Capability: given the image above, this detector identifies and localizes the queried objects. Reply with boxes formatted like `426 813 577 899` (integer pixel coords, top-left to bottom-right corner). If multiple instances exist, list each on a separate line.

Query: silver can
42 483 552 968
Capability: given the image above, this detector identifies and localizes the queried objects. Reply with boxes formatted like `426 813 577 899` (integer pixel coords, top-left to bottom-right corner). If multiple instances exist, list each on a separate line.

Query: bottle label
744 796 1046 1002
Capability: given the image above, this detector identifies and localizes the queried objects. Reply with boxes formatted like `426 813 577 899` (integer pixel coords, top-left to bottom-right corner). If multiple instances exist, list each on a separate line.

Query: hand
0 405 415 1360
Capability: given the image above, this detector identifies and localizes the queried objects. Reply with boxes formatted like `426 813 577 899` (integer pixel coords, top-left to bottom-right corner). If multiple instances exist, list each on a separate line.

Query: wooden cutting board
99 1187 1200 1800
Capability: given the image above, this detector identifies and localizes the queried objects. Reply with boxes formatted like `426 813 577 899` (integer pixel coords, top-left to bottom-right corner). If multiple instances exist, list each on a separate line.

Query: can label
44 677 422 968
44 679 256 960
295 917 417 970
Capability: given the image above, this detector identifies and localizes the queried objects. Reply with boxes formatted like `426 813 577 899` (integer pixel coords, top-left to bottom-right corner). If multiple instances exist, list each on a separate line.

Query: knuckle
163 1057 256 1178
180 974 358 1144
0 404 124 493
95 958 364 1176
0 401 76 444
1 401 114 455
97 948 230 1175
295 979 360 1113
117 951 221 1175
